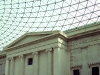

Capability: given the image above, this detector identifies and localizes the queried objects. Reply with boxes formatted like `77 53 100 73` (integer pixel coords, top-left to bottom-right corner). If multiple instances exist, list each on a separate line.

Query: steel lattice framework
0 0 100 50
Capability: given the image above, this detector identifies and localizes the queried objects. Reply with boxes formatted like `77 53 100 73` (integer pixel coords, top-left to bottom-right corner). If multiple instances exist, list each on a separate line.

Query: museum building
0 23 100 75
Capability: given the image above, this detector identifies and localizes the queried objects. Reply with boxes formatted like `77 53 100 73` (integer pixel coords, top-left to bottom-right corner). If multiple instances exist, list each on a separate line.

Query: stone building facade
1 22 100 75
0 52 6 75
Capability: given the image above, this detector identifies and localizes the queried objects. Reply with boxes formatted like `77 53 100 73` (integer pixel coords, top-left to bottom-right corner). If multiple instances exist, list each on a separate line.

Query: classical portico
1 23 100 75
4 31 70 75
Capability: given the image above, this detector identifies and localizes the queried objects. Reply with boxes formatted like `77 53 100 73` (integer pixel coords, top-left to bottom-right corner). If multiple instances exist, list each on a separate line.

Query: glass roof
0 0 100 50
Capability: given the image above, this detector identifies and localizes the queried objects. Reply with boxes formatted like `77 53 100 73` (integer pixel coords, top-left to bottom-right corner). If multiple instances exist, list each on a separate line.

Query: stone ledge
65 21 100 40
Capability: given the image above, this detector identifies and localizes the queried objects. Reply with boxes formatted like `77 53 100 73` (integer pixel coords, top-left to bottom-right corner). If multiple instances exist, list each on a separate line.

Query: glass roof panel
0 0 100 50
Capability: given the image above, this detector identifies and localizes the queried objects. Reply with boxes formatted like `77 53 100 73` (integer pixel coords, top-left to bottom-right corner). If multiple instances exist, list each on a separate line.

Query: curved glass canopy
0 0 100 50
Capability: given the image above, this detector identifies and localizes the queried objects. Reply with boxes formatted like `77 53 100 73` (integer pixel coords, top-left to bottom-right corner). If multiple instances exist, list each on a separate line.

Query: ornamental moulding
88 62 100 68
80 46 88 50
71 65 82 70
4 33 67 51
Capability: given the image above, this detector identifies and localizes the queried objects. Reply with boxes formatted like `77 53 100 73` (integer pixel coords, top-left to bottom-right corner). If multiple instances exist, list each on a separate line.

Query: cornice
4 30 60 49
67 36 100 50
68 30 100 41
65 22 100 41
4 32 67 52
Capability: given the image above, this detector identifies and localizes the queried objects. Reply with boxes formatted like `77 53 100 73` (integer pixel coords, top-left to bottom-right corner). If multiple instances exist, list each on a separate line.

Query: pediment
4 30 60 49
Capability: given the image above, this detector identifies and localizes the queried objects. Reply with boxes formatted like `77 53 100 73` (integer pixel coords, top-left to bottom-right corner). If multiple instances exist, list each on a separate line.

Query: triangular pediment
4 30 60 49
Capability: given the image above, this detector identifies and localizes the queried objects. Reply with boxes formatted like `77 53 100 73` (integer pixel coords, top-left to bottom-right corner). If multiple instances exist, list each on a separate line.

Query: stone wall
68 32 100 75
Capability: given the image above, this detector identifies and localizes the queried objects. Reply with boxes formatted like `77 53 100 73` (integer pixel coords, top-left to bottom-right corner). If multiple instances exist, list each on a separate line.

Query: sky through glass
0 0 100 50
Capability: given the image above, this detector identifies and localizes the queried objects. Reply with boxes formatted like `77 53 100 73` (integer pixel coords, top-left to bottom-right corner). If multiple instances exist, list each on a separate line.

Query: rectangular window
73 69 80 75
28 58 33 65
92 67 99 75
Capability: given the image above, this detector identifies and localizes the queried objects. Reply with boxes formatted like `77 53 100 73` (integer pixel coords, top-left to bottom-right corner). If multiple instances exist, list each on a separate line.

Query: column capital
10 57 14 60
32 51 38 55
45 48 53 52
19 55 24 58
6 57 10 60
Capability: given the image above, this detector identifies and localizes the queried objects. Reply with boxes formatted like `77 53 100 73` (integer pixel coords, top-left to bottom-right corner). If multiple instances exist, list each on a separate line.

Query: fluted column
19 55 24 75
10 57 14 75
5 58 10 75
32 52 39 75
46 49 53 75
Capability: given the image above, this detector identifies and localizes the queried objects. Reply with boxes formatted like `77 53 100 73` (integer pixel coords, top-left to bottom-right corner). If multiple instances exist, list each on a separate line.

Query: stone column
19 55 24 75
32 52 39 75
46 49 53 75
53 47 70 75
10 57 14 75
5 58 10 75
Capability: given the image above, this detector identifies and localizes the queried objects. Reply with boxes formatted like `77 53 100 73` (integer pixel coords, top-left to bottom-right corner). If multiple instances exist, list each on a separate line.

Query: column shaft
10 58 14 75
33 52 39 75
19 55 24 75
47 50 52 75
5 58 10 75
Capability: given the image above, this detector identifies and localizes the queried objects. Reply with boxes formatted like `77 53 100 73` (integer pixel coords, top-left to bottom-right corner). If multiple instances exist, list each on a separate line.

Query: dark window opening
92 67 99 75
73 69 80 75
28 58 33 65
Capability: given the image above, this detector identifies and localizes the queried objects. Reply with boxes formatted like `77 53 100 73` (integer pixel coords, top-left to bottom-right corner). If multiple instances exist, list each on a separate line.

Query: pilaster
81 47 89 75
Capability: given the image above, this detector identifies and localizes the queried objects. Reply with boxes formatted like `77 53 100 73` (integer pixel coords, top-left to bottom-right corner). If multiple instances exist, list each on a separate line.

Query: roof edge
4 30 60 49
4 31 67 52
64 21 100 39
